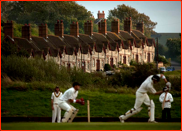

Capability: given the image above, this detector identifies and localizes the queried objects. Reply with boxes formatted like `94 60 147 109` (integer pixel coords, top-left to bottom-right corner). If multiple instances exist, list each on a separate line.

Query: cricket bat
162 92 167 110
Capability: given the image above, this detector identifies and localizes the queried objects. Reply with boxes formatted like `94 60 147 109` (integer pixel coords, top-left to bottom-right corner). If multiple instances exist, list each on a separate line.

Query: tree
157 43 168 56
166 38 181 62
2 1 94 35
108 4 157 37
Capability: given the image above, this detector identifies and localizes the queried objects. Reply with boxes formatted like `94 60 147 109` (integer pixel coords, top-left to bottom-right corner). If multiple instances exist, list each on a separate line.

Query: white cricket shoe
119 115 125 123
148 120 158 123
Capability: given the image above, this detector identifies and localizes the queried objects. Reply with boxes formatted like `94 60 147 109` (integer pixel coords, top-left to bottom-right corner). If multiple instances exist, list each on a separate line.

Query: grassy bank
1 88 181 118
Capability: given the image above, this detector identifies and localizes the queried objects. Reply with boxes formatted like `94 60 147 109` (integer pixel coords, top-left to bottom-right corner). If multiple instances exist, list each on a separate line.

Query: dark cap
152 75 160 82
73 82 81 87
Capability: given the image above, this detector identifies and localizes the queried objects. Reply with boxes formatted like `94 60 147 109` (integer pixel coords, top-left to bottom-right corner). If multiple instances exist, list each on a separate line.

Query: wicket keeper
119 74 168 123
58 82 85 123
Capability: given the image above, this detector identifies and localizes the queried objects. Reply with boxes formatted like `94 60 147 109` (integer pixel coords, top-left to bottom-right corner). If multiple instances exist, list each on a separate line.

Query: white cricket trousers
134 91 150 109
52 103 61 123
58 101 76 111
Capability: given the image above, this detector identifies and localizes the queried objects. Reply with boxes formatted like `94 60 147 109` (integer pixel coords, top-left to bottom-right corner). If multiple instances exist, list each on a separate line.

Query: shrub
104 64 111 71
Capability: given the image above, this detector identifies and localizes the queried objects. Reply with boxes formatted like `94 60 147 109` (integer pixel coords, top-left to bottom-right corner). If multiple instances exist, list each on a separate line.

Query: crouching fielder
58 82 85 123
119 74 167 123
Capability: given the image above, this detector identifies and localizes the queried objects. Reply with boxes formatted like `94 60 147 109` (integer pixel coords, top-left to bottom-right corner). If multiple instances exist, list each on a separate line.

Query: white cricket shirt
137 75 156 94
51 92 62 104
59 87 78 103
159 92 173 108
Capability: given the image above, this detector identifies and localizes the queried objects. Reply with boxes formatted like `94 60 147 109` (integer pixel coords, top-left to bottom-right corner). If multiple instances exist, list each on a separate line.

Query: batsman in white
119 74 168 123
58 82 85 123
51 86 62 123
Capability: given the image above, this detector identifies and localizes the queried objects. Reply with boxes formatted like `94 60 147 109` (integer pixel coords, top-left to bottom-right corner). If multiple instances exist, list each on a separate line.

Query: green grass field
1 122 181 130
1 89 181 118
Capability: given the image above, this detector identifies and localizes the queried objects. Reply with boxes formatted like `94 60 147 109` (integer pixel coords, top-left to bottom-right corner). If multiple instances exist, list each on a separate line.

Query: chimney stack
39 24 48 38
111 19 120 34
136 22 144 34
124 17 132 34
98 19 107 35
97 10 105 19
84 20 93 36
4 20 14 38
55 20 64 38
22 24 31 40
70 21 79 37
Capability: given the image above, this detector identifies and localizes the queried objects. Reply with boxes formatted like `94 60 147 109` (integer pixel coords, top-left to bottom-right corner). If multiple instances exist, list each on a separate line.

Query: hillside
151 33 180 45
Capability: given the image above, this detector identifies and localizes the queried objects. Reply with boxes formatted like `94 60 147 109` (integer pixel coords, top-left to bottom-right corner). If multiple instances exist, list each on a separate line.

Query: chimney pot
98 10 100 13
84 21 93 36
22 24 31 40
4 20 14 38
102 11 104 13
70 21 79 37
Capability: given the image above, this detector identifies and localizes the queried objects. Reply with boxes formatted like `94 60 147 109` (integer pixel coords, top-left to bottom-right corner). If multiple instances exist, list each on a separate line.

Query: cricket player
119 74 168 123
159 82 173 121
51 86 62 123
58 82 85 123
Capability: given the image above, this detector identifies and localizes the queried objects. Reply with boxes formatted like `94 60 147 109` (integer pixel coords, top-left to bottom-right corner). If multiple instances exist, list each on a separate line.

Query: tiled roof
107 31 122 49
92 32 108 52
132 30 146 42
48 35 67 48
119 30 134 40
79 34 95 49
147 38 155 47
135 39 142 48
123 41 130 49
31 36 57 57
63 34 80 51
94 18 104 24
14 37 40 52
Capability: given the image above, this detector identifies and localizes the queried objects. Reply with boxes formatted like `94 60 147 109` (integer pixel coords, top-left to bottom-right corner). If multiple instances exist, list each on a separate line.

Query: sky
77 1 181 33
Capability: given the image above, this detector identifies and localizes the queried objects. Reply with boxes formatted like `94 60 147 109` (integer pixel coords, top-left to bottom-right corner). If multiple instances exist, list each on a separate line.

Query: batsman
119 74 168 123
58 82 85 123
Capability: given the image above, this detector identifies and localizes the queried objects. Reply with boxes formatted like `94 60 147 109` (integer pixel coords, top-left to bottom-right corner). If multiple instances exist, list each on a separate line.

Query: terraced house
3 11 155 73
